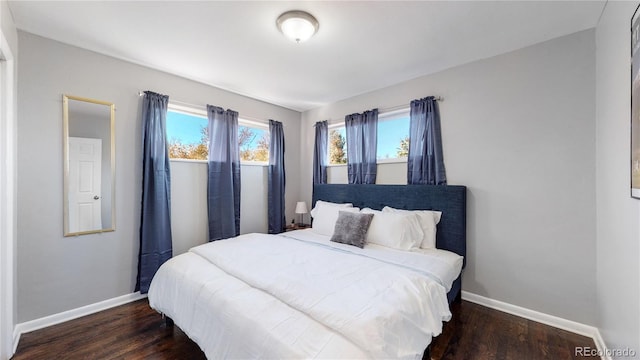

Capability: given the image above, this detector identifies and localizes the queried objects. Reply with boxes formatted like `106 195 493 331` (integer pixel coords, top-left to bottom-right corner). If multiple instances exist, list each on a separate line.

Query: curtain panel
345 109 378 184
268 120 286 234
313 120 328 184
206 105 241 241
137 91 172 294
407 96 447 185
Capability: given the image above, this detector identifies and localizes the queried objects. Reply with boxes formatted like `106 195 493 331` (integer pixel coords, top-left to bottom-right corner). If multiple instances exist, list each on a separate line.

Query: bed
148 184 466 359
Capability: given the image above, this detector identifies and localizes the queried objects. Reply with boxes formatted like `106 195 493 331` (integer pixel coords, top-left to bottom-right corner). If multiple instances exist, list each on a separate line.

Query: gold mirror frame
63 95 115 236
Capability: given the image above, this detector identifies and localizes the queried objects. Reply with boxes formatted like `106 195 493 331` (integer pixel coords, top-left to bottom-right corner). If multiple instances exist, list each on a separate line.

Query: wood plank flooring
430 300 595 360
13 299 206 360
13 299 596 360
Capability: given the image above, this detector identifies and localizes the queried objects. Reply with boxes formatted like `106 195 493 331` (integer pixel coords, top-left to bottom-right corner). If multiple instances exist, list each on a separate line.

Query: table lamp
295 201 308 226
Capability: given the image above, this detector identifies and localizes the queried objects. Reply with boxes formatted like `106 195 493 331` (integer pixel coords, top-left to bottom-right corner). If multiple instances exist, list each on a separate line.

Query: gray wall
16 32 301 323
169 161 269 257
301 30 597 325
327 162 407 185
595 1 640 356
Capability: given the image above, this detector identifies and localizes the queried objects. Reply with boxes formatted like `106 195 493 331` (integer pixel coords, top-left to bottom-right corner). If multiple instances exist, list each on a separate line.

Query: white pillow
310 200 353 218
311 206 360 236
360 208 423 250
382 206 442 249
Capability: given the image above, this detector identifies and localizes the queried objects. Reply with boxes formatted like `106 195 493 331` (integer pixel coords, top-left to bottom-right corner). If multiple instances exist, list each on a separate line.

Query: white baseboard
12 292 147 354
592 329 612 360
461 291 607 359
10 290 610 359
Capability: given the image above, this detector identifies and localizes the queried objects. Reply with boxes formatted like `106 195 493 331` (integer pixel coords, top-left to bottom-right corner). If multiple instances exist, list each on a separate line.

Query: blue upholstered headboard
312 184 467 268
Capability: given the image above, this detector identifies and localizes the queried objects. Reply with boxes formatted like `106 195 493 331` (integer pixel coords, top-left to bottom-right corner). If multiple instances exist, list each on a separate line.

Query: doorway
0 29 17 360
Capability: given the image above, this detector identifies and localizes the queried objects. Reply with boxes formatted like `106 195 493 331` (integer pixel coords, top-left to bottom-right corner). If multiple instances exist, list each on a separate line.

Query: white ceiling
8 1 605 112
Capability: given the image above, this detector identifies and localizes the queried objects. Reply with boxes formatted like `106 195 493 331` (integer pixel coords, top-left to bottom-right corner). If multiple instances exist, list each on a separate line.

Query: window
167 108 208 160
238 123 269 163
377 109 410 161
328 126 346 165
166 104 269 163
326 108 410 165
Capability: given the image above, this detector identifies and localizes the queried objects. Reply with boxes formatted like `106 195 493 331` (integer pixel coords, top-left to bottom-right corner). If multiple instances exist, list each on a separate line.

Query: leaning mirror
63 95 115 236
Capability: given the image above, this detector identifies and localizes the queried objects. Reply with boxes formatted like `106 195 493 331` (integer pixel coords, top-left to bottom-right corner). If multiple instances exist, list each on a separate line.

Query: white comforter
148 230 460 359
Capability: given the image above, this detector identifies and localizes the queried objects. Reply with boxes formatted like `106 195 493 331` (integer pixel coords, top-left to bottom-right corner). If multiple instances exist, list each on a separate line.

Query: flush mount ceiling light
276 10 319 43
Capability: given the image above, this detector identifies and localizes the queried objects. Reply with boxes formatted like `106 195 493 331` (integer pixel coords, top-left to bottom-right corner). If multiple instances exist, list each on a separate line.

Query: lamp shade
276 10 319 43
295 201 308 214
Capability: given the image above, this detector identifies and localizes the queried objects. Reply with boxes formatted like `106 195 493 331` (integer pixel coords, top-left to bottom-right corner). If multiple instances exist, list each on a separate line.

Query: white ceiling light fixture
276 10 319 43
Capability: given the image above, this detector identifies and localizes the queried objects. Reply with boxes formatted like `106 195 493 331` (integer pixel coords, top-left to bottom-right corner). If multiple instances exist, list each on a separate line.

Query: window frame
327 122 347 167
166 102 269 165
237 119 269 165
376 108 410 163
325 107 410 166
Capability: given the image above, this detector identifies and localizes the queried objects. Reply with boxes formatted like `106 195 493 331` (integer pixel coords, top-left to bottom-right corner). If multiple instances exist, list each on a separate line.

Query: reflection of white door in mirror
68 137 102 232
63 94 115 236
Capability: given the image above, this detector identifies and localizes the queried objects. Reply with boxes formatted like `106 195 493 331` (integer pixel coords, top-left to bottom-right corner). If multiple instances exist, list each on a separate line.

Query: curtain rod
138 91 443 123
375 96 444 114
383 96 443 111
138 91 267 124
325 96 443 126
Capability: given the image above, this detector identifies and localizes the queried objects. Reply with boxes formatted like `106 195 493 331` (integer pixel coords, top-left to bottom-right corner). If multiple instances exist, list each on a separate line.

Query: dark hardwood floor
13 300 206 360
430 300 595 360
13 299 596 360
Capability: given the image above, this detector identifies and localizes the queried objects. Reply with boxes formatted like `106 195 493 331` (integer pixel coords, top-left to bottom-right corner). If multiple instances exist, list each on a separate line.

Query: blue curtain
136 91 172 294
313 120 328 184
207 105 241 241
407 96 447 185
345 109 378 184
268 120 286 234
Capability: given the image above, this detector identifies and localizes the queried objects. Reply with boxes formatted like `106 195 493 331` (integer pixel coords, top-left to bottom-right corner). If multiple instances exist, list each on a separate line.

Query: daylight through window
166 106 269 163
377 109 410 161
328 126 346 165
326 109 410 165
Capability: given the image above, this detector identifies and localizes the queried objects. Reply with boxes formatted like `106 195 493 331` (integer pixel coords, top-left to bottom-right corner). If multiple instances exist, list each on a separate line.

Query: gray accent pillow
330 211 374 248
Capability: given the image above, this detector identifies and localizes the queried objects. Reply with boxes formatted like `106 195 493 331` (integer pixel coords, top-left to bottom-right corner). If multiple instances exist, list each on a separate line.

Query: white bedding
285 229 463 292
148 230 462 359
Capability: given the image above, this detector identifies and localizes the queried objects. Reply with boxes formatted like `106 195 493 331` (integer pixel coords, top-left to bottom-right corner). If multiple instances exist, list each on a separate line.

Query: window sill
170 158 206 163
169 158 268 167
241 161 268 167
326 158 407 167
377 158 407 165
